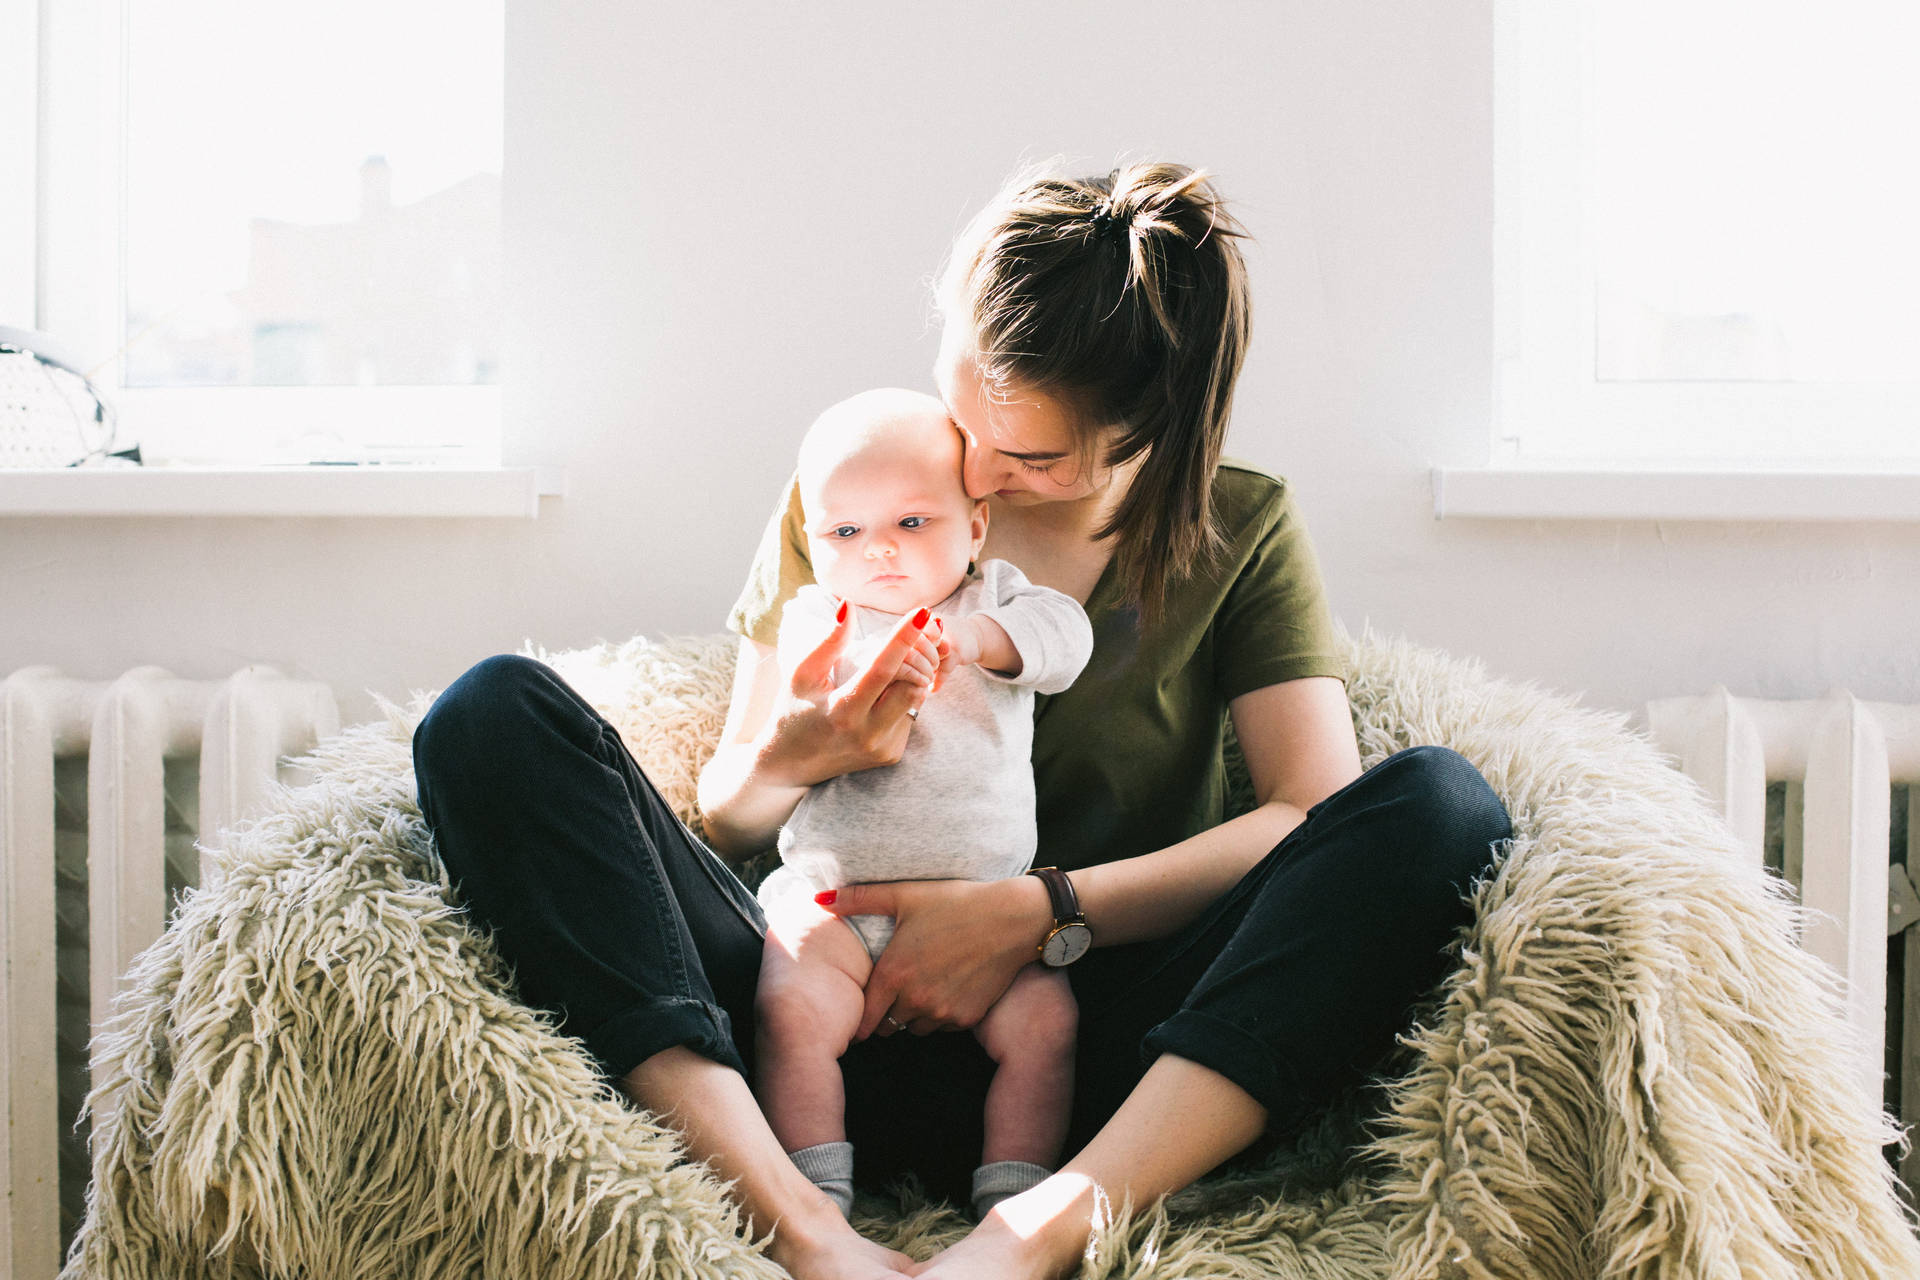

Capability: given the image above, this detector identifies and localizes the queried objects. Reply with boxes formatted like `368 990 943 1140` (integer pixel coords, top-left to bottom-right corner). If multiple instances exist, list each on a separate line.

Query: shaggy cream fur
61 633 1920 1278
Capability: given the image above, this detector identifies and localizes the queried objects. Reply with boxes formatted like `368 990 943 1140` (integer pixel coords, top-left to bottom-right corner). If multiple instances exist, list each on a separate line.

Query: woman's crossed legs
415 658 1510 1280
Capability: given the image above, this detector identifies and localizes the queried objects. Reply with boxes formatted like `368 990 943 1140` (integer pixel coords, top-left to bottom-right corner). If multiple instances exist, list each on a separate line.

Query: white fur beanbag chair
63 633 1920 1279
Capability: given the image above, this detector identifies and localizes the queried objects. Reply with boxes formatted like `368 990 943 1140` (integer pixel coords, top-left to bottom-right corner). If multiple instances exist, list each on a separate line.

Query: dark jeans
412 654 1512 1205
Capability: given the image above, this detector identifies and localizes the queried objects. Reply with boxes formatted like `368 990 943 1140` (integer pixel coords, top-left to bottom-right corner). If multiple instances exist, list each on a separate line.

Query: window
23 0 503 466
1495 0 1920 468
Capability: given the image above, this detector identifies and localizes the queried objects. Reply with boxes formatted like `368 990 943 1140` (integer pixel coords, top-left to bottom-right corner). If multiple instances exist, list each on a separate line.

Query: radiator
1646 689 1920 1189
0 666 338 1280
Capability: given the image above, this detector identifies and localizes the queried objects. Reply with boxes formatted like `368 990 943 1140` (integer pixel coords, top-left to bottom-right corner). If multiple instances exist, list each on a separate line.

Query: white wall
5 2 1916 726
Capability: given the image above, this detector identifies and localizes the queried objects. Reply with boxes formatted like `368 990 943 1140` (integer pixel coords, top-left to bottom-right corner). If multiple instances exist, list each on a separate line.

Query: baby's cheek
808 545 856 595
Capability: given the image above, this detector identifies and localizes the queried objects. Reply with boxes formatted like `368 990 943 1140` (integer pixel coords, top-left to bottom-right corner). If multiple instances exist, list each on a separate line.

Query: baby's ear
970 498 989 554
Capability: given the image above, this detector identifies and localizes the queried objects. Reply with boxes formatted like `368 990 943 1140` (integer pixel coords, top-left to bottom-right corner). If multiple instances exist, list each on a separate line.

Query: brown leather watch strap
1026 866 1082 924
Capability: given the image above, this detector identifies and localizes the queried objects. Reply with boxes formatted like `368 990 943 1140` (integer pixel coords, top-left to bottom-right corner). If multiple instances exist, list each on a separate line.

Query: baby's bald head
797 388 962 499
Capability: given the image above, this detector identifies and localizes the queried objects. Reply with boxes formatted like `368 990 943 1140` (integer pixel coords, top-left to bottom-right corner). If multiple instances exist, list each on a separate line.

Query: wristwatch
1027 866 1092 967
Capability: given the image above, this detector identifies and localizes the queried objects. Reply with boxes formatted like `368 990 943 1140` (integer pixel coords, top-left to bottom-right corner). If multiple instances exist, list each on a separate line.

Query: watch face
1042 922 1092 967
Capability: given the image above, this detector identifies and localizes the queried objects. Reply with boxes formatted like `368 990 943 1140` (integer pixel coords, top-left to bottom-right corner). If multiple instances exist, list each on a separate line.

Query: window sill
0 465 565 518
1431 465 1920 522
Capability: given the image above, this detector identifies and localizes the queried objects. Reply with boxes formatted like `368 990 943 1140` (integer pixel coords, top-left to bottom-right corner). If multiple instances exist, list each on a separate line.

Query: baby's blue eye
899 516 927 529
832 525 859 539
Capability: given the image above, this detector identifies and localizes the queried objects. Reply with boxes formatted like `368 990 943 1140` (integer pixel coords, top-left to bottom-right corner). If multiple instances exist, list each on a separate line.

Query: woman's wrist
695 737 810 856
753 700 862 790
749 723 826 791
1005 870 1058 957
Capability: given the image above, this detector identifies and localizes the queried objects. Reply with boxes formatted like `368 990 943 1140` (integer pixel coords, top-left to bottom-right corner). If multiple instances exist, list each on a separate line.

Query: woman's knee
1372 745 1511 894
413 654 572 779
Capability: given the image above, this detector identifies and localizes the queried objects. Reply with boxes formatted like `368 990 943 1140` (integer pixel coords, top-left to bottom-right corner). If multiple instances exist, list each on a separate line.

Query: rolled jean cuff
584 995 745 1081
1140 1009 1314 1131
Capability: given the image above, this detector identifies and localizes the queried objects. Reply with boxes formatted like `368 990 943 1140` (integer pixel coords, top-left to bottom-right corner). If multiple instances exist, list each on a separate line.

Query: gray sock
789 1141 855 1219
972 1160 1051 1219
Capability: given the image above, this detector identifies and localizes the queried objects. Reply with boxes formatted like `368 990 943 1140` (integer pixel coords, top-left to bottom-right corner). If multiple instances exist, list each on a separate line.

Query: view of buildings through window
121 2 502 390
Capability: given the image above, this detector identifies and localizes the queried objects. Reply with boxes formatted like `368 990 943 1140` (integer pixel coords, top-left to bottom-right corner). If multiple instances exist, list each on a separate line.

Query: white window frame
18 0 503 470
1486 1 1920 467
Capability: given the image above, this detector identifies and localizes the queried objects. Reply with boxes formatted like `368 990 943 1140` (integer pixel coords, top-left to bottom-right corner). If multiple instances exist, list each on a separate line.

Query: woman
413 162 1512 1280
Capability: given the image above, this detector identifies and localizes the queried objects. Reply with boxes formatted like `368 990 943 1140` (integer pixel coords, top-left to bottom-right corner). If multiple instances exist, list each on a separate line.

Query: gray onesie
757 558 1094 959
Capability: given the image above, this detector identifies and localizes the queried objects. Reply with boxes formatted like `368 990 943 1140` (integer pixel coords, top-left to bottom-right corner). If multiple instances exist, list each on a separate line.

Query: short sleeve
1212 482 1347 700
726 474 815 646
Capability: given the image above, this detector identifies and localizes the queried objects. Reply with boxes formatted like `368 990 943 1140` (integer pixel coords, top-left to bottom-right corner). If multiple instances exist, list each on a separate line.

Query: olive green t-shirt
726 461 1347 872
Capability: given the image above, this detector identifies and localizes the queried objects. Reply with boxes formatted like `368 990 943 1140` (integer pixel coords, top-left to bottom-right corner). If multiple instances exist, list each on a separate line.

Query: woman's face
933 331 1109 506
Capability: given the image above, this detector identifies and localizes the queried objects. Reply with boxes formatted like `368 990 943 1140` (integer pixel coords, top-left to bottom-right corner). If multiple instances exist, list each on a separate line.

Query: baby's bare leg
972 965 1078 1167
755 901 875 1152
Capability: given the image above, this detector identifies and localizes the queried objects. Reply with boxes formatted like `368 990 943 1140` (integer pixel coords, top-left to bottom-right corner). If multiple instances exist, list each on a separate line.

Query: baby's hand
932 615 1023 681
933 615 982 679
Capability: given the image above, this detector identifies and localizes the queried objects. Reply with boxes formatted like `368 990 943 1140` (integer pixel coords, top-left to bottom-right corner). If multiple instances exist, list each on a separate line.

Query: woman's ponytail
940 161 1251 621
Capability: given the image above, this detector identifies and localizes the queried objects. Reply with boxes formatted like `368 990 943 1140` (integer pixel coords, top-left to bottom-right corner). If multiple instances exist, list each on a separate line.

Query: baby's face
803 437 985 613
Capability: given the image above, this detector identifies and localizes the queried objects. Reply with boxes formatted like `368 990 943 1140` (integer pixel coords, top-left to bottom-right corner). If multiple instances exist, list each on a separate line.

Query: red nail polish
814 890 837 906
835 600 848 624
912 607 930 629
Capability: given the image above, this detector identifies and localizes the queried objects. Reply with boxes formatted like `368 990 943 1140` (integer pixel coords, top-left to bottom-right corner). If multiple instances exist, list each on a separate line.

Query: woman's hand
698 608 941 856
816 875 1055 1039
762 604 941 785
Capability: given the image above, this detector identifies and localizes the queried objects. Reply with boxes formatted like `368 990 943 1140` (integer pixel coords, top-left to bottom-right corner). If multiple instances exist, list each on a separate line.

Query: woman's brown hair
939 161 1251 620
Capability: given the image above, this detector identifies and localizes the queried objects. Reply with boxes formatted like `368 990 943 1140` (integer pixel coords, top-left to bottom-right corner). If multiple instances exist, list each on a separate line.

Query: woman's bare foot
909 1175 1104 1280
764 1200 918 1280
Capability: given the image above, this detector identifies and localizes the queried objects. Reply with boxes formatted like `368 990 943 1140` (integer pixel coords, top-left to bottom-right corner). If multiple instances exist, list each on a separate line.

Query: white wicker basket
0 326 123 468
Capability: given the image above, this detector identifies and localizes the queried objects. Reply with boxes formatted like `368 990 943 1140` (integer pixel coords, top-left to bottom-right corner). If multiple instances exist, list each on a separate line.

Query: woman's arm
822 674 1363 1037
697 638 813 857
1072 674 1361 944
697 612 944 859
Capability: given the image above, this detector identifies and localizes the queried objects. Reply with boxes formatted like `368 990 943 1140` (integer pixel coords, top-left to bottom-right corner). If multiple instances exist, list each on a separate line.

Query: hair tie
1089 200 1126 239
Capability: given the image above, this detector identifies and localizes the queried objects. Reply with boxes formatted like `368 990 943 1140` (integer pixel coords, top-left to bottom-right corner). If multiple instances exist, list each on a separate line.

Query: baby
752 387 1094 1222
